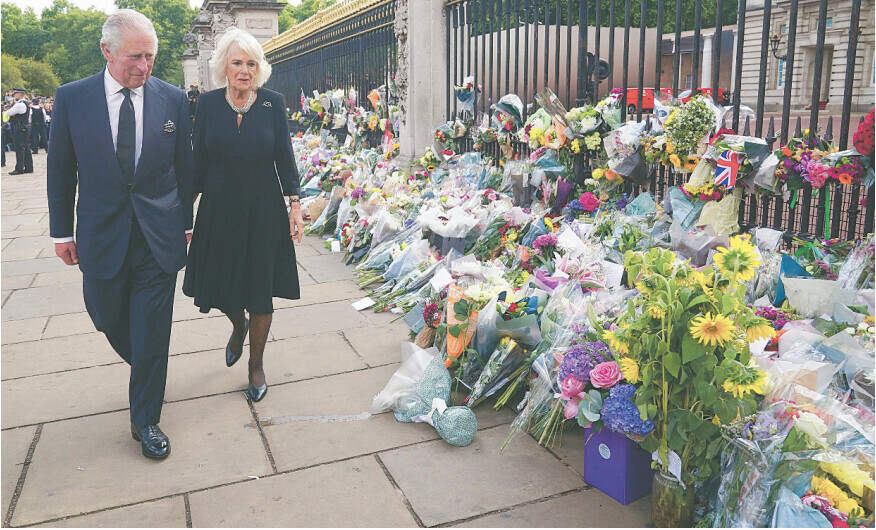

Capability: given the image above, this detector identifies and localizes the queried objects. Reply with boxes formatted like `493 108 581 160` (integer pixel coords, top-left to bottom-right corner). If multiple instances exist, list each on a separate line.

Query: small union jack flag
300 89 307 112
715 149 744 189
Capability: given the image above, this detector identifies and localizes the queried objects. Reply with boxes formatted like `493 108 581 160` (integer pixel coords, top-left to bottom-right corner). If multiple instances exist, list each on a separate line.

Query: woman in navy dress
184 28 305 402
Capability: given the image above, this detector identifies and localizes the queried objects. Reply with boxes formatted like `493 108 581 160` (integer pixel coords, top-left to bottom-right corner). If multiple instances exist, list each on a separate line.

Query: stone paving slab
30 269 83 288
1 426 36 517
188 456 418 527
257 365 516 473
35 497 187 528
164 332 366 402
549 427 587 478
379 425 584 527
1 274 35 290
0 316 46 345
1 229 48 239
272 279 362 310
3 235 53 252
297 253 362 284
1 332 120 380
452 489 652 527
1 248 42 262
269 300 371 340
41 312 95 339
1 283 85 321
168 316 250 356
1 363 130 429
11 394 272 526
343 321 416 367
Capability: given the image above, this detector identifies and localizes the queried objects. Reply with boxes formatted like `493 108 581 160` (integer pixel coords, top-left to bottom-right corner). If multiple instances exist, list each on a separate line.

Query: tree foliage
278 0 336 35
0 0 196 89
1 54 61 95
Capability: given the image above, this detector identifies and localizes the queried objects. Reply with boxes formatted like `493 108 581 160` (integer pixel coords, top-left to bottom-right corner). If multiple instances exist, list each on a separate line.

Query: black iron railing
444 0 874 242
264 0 397 116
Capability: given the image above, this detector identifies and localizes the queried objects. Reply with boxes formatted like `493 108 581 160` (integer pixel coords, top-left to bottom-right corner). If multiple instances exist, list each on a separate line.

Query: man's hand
55 241 79 265
289 205 305 244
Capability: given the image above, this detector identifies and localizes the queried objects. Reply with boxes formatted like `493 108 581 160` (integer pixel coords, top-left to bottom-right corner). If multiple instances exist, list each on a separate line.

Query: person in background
30 98 49 154
7 88 33 174
44 101 53 139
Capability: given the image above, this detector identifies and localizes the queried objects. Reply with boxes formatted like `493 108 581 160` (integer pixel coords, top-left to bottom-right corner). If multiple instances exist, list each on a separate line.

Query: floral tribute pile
291 82 875 527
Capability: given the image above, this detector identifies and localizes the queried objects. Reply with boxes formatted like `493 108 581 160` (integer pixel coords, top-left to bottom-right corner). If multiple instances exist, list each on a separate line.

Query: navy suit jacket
47 71 194 280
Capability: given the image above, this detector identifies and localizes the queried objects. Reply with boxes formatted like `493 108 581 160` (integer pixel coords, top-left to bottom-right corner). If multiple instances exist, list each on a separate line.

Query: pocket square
262 101 272 108
163 120 176 133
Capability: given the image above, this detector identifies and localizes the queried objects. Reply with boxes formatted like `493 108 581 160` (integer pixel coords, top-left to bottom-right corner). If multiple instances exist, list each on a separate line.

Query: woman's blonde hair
209 28 272 89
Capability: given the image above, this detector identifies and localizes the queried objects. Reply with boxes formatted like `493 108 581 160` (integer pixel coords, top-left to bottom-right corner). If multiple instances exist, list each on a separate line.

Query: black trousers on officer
31 122 47 153
12 125 32 172
82 217 177 426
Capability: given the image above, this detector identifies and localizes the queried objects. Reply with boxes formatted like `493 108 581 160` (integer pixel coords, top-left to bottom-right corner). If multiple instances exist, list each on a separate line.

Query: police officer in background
30 98 49 154
7 88 33 174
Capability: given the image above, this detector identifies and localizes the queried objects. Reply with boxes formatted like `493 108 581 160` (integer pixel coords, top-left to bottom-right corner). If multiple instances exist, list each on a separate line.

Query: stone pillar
700 33 713 89
395 0 447 165
182 51 199 88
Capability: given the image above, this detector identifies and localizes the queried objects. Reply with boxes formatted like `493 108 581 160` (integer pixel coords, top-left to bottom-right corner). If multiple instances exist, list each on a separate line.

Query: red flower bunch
853 109 874 156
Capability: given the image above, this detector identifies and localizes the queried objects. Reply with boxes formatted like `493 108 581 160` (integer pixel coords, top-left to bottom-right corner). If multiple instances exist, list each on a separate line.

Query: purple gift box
583 426 654 505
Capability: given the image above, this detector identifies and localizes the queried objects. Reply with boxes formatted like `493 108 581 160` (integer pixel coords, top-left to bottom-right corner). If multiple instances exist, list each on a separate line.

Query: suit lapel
85 70 125 184
134 77 167 183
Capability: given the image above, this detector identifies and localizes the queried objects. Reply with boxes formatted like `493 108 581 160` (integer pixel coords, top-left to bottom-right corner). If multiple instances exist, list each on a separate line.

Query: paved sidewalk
1 151 650 527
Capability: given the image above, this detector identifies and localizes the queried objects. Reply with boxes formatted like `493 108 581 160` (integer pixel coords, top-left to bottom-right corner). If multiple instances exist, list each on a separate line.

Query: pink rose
564 399 580 420
560 375 585 400
589 361 623 388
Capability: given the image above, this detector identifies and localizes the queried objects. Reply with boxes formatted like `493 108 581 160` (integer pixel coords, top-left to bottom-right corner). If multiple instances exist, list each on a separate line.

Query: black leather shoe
247 383 268 402
9 170 24 175
225 318 250 367
131 423 171 459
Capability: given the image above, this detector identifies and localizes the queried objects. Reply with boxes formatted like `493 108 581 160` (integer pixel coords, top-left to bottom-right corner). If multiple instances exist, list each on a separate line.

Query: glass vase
651 471 694 528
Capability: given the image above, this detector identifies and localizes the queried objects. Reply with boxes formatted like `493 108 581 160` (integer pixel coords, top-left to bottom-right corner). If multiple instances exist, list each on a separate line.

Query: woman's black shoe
225 318 249 367
131 423 171 459
247 383 268 402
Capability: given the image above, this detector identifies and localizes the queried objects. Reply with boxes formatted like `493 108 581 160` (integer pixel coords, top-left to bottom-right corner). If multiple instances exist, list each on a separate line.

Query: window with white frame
778 58 785 87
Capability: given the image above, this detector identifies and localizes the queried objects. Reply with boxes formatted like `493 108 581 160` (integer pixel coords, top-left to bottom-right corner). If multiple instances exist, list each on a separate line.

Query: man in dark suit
47 9 193 460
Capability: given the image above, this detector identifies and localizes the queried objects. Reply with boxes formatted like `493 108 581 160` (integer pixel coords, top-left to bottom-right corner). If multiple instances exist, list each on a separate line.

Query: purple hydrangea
601 383 654 436
742 413 780 441
533 233 558 250
557 341 611 384
350 187 366 200
615 195 628 210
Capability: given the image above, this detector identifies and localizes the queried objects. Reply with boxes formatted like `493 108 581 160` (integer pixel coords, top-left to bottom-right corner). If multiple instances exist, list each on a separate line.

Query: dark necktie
116 87 135 183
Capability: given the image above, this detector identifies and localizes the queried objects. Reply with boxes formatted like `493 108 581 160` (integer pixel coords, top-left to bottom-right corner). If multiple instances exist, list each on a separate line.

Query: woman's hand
289 201 304 243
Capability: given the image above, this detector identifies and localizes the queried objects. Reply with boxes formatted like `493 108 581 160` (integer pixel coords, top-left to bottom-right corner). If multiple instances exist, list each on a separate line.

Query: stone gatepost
394 0 447 166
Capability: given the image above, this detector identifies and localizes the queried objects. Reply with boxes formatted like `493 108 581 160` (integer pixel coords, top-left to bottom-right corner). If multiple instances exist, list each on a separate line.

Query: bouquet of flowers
595 89 624 130
853 109 874 157
491 94 524 134
564 105 603 137
773 131 834 190
454 75 480 114
663 94 718 167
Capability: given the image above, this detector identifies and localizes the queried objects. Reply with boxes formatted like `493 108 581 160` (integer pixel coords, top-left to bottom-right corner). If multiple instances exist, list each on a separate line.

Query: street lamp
769 33 787 61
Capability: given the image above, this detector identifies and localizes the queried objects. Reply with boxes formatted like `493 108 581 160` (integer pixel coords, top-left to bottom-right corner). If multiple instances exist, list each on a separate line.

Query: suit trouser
82 218 177 426
31 123 47 152
12 126 32 171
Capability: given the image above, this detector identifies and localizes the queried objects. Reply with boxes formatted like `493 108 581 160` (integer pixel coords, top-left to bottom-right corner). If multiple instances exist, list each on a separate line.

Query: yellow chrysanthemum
690 312 735 347
812 476 862 517
592 168 605 180
603 330 629 355
665 141 675 154
618 357 640 383
647 304 665 320
745 319 776 342
714 235 762 283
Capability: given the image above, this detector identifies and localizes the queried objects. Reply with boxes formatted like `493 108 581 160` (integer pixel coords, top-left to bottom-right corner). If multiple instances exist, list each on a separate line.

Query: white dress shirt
54 67 190 244
6 99 28 116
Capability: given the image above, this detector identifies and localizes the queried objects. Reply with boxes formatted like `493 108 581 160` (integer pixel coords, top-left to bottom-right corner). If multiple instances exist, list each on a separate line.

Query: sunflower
603 330 629 355
745 318 776 342
669 154 682 167
690 312 735 347
684 157 700 171
721 359 767 398
426 164 436 172
714 235 762 283
618 357 640 383
647 304 666 320
665 141 675 154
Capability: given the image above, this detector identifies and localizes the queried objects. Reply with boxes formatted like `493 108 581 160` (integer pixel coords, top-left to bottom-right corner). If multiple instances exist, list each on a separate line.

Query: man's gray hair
209 28 272 89
101 9 158 56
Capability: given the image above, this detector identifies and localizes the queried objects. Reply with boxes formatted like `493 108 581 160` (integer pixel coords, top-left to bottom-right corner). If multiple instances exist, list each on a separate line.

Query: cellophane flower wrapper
369 343 477 447
466 337 529 407
781 277 858 319
698 189 742 236
836 234 875 290
474 287 546 361
604 121 645 161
